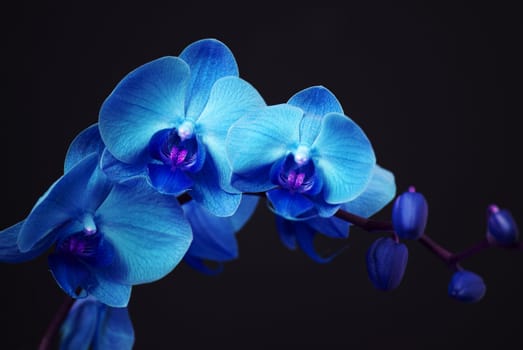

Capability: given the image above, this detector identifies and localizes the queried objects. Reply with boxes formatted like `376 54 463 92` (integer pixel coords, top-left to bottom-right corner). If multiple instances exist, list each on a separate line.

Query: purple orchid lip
277 153 316 194
58 232 100 258
56 227 114 268
159 128 199 172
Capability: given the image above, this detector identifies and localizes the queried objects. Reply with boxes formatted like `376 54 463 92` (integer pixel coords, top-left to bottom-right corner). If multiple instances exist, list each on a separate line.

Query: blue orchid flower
182 195 259 275
227 85 376 220
276 165 396 262
98 38 266 217
60 296 134 350
0 127 193 307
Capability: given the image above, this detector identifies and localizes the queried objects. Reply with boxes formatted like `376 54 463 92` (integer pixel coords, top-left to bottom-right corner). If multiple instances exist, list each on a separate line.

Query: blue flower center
161 132 199 171
277 153 316 194
56 226 114 267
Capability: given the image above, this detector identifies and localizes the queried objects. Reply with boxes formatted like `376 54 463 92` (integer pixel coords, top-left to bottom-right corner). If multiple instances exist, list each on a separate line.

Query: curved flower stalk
227 85 376 220
99 38 266 217
0 151 193 307
276 165 396 262
60 296 134 350
183 195 259 275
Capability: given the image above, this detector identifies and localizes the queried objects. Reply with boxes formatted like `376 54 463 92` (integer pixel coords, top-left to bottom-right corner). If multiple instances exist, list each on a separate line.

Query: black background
1 2 522 349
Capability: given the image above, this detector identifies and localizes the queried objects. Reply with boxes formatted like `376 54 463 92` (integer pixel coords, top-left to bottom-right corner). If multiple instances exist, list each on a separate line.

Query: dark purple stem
417 234 454 265
38 295 75 350
449 238 491 265
334 210 394 232
334 208 521 268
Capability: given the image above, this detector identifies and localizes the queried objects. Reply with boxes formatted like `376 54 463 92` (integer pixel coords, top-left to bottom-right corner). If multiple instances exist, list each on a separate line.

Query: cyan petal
87 273 132 308
183 200 237 261
230 164 275 193
275 216 298 250
183 255 224 276
229 195 259 232
267 189 315 220
60 297 99 350
0 221 55 263
95 177 192 285
64 123 105 173
198 76 266 193
93 305 134 350
315 201 342 218
343 165 396 218
147 163 193 196
48 253 90 299
179 38 239 120
100 148 147 184
288 86 344 147
18 154 112 252
312 112 376 204
288 86 344 116
227 104 303 192
190 156 241 217
99 56 190 165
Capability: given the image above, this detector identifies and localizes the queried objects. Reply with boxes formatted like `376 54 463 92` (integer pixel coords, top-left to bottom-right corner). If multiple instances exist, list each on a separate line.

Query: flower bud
392 186 428 240
487 205 519 245
448 270 486 303
366 237 408 291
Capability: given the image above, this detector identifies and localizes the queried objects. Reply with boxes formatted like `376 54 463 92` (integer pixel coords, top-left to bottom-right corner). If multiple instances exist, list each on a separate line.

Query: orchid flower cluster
1 38 520 349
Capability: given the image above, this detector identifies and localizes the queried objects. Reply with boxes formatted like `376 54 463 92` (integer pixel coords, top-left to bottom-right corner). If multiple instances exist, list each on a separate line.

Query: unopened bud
392 186 428 240
366 237 408 291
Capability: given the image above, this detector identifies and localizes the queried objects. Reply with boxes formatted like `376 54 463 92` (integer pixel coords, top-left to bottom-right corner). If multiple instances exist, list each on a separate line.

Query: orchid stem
38 295 75 350
334 208 518 268
417 234 454 265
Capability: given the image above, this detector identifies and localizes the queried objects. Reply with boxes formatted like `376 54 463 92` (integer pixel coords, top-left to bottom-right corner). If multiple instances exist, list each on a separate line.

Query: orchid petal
275 216 298 250
183 201 237 261
227 104 302 192
100 148 147 184
198 76 266 192
0 221 58 263
295 228 345 264
93 305 135 349
64 124 105 173
0 221 47 262
147 163 193 196
267 189 315 220
18 154 112 252
313 112 376 204
288 85 344 116
190 156 241 217
343 165 396 218
99 57 190 165
229 195 259 231
60 298 99 350
87 274 132 308
179 38 239 120
95 177 192 285
306 216 350 239
288 86 344 146
48 253 90 299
